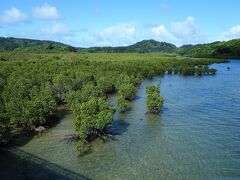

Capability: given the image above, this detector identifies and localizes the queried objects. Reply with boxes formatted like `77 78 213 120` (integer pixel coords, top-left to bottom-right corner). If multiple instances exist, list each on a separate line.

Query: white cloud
150 16 205 45
151 25 178 42
32 4 59 20
4 23 76 45
87 23 136 46
40 23 73 37
171 17 195 37
0 7 28 25
220 25 240 40
151 25 167 35
171 16 204 43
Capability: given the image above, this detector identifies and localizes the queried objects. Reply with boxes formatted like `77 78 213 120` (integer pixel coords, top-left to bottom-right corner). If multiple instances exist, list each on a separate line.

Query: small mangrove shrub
117 96 128 112
146 85 164 114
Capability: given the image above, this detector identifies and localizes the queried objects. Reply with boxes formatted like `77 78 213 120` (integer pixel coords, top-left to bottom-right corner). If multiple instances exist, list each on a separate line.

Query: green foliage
179 65 195 76
0 37 178 54
167 64 173 74
196 65 203 76
0 37 76 53
118 83 136 101
73 97 115 139
83 40 177 53
178 39 240 58
2 36 240 58
203 65 209 74
173 67 179 75
22 85 56 126
117 96 128 112
4 82 56 127
0 101 10 144
97 76 115 95
0 122 10 144
209 68 217 75
146 86 164 114
121 39 177 53
0 52 223 144
52 74 74 104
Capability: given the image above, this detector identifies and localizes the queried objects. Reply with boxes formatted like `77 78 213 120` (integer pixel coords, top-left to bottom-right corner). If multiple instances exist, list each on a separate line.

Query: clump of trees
117 96 128 112
65 84 116 155
118 83 136 101
196 65 203 76
72 97 115 140
3 81 56 127
179 65 195 76
0 108 10 144
97 76 115 96
209 68 217 75
196 65 217 76
146 85 164 114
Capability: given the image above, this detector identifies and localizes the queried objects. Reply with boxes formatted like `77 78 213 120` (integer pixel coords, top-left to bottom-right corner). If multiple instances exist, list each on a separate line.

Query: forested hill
86 40 177 53
178 39 240 58
0 37 177 53
0 37 77 52
1 37 240 58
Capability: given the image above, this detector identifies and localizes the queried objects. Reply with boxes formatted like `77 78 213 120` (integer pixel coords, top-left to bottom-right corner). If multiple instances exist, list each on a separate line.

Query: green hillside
0 37 177 53
86 39 177 53
178 39 240 58
1 37 240 58
0 37 77 52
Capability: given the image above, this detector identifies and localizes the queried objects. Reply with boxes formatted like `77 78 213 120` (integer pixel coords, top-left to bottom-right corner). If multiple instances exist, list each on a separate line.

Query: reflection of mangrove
0 148 90 180
109 120 130 136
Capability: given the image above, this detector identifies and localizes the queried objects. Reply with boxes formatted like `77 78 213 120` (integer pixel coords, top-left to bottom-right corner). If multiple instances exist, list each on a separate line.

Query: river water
1 60 240 179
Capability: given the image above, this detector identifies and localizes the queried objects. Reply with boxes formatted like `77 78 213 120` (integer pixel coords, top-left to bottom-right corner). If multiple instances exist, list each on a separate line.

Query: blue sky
0 0 240 47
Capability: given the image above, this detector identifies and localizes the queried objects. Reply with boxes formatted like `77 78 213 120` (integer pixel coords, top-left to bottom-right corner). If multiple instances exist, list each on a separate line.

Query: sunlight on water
18 60 240 179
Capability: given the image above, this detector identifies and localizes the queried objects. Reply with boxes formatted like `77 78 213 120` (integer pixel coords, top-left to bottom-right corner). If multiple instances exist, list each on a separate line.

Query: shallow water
4 60 240 179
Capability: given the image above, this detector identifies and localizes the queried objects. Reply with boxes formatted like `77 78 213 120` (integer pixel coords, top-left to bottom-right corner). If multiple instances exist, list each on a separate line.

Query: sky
0 0 240 47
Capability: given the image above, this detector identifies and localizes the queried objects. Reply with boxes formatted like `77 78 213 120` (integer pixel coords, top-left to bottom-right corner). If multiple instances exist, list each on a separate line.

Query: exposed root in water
30 126 48 136
145 110 160 115
64 129 115 156
86 129 114 142
64 134 80 143
65 129 114 144
31 126 47 132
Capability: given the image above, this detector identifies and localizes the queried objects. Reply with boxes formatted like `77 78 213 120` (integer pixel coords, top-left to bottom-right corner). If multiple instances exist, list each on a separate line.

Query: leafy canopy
146 85 164 114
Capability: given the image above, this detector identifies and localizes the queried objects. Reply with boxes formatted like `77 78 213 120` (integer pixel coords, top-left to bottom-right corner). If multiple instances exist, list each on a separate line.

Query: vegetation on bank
146 86 164 114
0 52 222 152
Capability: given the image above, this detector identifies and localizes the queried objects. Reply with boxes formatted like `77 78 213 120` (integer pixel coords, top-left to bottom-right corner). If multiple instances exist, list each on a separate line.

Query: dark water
1 60 240 179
